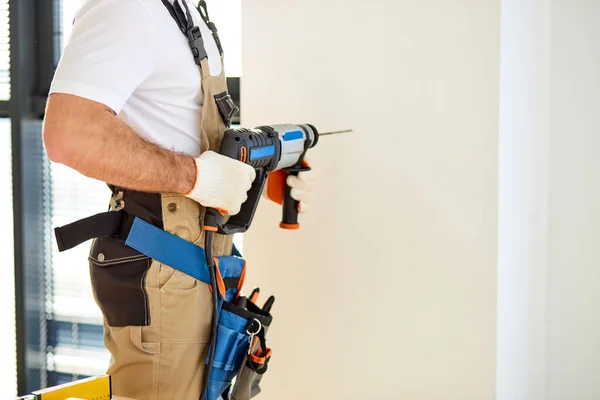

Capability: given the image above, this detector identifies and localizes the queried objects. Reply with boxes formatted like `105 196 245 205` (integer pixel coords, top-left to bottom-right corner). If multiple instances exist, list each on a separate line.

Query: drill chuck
259 124 318 171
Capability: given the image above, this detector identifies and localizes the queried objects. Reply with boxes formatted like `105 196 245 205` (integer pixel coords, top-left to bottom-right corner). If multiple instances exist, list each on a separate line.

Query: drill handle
281 171 300 230
280 164 311 230
204 168 268 235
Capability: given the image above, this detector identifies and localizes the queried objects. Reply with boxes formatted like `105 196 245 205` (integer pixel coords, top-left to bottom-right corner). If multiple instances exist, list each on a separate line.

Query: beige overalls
88 2 239 398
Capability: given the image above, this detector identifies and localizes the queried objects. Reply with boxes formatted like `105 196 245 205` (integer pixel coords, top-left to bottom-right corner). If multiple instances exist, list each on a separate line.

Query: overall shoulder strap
161 0 208 65
196 0 224 55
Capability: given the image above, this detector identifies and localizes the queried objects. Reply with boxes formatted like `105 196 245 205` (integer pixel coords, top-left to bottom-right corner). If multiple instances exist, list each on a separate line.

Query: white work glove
185 151 256 215
264 162 318 213
287 169 318 213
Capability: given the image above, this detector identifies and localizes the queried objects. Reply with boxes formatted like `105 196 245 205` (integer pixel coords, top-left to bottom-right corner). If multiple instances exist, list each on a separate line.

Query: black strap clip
187 25 208 66
208 22 223 55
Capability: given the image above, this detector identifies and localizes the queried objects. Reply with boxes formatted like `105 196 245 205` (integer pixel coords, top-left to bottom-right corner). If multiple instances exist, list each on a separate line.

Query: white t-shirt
49 0 222 157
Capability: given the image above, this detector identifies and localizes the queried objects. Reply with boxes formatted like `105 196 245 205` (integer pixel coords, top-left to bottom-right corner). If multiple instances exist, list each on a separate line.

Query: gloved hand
265 162 317 213
287 169 318 212
185 150 256 215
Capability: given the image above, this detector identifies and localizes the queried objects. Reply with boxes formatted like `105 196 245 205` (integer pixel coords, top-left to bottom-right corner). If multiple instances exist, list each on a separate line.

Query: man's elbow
43 119 75 165
42 121 65 163
42 93 100 165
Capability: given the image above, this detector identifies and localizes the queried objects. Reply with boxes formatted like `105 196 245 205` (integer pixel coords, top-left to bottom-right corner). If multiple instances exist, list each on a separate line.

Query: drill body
204 124 319 234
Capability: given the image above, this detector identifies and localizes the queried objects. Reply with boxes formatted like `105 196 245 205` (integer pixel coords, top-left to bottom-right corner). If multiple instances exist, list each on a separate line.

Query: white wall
546 1 600 398
497 1 600 399
497 0 550 399
242 1 500 399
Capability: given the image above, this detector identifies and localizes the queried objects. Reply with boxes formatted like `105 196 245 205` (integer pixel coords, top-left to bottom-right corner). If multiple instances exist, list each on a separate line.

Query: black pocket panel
89 237 152 327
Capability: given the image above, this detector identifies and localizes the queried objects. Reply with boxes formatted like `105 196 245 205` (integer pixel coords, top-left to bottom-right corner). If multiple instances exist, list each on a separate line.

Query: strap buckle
187 26 207 65
110 191 125 212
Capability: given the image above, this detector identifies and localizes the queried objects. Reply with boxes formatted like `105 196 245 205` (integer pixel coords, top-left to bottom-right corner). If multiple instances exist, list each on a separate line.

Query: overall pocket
89 236 152 327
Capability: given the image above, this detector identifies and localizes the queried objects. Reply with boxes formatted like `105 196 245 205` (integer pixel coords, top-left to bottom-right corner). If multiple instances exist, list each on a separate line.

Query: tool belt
55 189 274 400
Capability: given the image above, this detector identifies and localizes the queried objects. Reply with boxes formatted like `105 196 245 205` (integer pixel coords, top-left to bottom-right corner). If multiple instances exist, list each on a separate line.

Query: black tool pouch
214 91 239 127
210 294 273 400
229 323 271 400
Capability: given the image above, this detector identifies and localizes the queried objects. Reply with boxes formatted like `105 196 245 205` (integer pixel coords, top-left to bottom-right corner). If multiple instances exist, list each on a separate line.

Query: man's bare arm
43 93 196 194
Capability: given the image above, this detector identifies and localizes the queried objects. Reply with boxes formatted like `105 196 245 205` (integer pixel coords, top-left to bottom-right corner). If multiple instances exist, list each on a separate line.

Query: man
42 0 317 399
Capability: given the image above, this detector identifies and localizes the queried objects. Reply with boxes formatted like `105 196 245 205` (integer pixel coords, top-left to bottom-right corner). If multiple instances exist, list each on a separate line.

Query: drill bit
320 129 353 136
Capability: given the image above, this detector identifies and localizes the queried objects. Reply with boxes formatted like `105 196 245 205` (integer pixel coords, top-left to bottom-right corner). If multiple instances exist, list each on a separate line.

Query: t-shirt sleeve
49 0 158 114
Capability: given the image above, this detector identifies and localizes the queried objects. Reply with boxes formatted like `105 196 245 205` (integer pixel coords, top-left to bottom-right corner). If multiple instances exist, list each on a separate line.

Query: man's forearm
43 93 196 194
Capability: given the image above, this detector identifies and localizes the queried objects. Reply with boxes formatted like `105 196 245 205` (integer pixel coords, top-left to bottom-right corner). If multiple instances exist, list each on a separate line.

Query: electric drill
204 123 332 235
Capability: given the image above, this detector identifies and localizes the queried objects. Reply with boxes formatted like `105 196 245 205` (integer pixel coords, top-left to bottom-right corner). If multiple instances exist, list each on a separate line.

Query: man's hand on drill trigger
184 150 256 216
